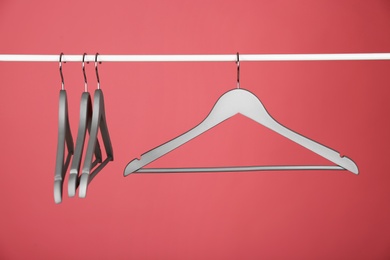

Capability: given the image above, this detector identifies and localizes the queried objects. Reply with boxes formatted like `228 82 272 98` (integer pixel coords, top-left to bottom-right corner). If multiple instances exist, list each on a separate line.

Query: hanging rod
1 53 390 62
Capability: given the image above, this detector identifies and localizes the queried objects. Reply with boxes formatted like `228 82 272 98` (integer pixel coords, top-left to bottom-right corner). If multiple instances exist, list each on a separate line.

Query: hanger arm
54 90 74 204
227 89 358 174
124 116 221 175
68 92 102 197
124 89 263 175
79 89 113 198
124 89 358 175
258 116 358 174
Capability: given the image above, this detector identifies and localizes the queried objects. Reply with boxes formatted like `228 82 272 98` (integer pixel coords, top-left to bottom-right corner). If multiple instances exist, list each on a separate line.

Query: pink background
1 0 390 259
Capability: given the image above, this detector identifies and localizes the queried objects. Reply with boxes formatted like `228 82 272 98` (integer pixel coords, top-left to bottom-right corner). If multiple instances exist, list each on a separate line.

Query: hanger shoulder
124 89 248 175
97 90 113 160
54 90 74 204
82 89 113 166
264 120 358 174
79 90 102 197
68 92 90 196
227 89 358 173
79 89 113 198
68 92 103 197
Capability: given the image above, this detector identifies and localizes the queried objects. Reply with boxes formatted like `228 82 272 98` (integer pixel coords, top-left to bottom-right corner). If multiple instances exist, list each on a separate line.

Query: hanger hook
236 52 240 89
82 53 88 92
59 53 65 90
95 53 101 89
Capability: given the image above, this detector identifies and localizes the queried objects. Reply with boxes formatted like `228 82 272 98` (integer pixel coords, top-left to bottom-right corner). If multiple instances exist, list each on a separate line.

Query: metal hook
95 53 101 89
236 52 240 89
82 53 88 92
59 53 65 90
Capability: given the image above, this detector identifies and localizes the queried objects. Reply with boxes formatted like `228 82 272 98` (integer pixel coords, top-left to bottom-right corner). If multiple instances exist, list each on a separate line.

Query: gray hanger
68 54 102 197
124 55 358 175
78 53 114 198
54 54 74 204
124 88 358 175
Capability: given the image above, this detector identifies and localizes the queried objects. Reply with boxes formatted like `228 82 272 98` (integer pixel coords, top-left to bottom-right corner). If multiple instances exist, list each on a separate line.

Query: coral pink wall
1 0 390 259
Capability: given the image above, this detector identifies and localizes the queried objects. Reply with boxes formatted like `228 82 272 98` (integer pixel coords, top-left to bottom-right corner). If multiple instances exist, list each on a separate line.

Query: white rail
1 53 390 62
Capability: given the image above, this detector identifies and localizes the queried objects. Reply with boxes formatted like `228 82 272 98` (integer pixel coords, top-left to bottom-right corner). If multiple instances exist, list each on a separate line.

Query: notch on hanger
78 53 114 198
54 53 74 204
68 53 102 197
124 53 358 175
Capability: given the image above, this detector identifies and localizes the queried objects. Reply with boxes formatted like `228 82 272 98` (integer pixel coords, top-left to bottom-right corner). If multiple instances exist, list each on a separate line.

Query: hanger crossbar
1 53 390 62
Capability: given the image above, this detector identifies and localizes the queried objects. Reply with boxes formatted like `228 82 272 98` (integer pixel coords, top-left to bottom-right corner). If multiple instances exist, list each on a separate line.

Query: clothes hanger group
54 53 113 204
54 52 358 204
124 53 358 175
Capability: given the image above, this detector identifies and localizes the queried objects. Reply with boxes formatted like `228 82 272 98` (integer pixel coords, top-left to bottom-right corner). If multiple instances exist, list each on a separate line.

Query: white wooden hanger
124 54 358 175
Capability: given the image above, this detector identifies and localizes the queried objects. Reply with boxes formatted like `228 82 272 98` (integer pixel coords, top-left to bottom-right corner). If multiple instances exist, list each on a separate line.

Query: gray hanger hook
59 53 65 90
236 52 240 89
95 53 101 89
82 53 88 92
